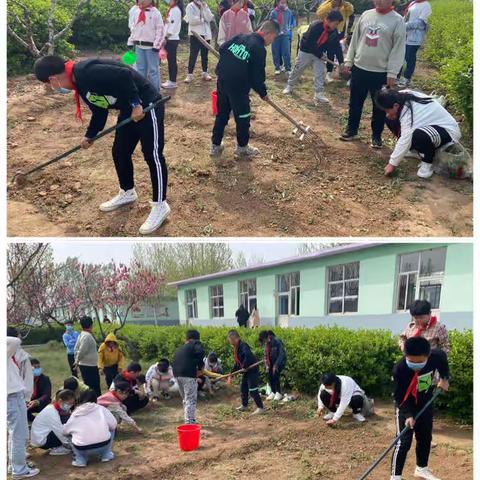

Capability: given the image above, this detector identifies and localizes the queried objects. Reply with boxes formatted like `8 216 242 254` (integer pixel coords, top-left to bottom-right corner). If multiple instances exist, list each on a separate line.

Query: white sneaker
138 200 171 235
414 467 441 480
352 413 366 422
417 161 434 179
49 446 71 456
274 70 281 75
236 405 247 411
252 408 265 415
273 392 283 401
12 469 40 479
323 412 335 420
210 143 224 157
390 476 402 480
398 76 407 86
161 80 177 89
101 452 115 463
184 74 193 83
202 72 212 81
285 71 291 78
234 144 260 159
325 72 335 84
283 84 292 95
266 392 275 401
72 460 87 468
314 93 330 105
99 188 138 212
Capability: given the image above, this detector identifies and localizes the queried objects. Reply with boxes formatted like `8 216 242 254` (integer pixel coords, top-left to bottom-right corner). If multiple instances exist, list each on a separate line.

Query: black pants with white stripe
391 406 433 476
411 125 452 164
241 368 264 409
112 104 167 202
320 390 364 413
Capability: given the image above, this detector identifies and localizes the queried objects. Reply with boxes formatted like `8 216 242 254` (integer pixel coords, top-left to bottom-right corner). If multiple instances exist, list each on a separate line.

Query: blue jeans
272 34 292 71
135 46 160 92
72 433 115 466
404 44 420 80
7 392 30 476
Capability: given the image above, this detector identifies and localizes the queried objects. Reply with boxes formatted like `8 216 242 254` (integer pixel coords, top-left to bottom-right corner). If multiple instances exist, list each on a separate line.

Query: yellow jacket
316 0 354 35
97 333 126 370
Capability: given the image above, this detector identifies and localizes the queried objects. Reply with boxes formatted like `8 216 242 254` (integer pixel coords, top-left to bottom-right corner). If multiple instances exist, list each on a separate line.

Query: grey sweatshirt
74 331 98 367
345 8 406 79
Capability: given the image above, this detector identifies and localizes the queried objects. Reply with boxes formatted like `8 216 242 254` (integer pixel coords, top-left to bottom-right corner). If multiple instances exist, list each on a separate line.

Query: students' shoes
339 131 358 141
184 74 194 83
162 392 171 400
285 70 291 78
417 161 434 179
152 396 160 402
273 392 283 401
12 468 40 479
352 413 366 422
161 80 177 89
138 200 171 235
371 136 383 149
323 412 335 420
234 144 260 159
282 84 292 95
325 72 335 84
101 452 115 463
390 476 402 480
314 93 330 105
202 72 212 81
236 405 247 412
252 408 265 416
49 446 71 456
198 391 206 398
398 77 410 87
99 188 138 212
210 143 224 158
71 460 87 468
414 466 441 480
266 392 275 401
274 70 281 75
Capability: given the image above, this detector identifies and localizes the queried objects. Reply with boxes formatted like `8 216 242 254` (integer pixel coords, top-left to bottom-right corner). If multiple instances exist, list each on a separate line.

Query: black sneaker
371 136 383 149
340 131 358 141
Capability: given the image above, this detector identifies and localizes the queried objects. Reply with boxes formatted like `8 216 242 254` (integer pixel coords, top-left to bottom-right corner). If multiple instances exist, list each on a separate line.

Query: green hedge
20 325 65 345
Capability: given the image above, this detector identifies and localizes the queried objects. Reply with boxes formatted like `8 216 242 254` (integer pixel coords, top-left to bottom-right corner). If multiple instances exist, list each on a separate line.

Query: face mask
164 0 170 3
325 388 334 395
66 325 73 331
406 360 427 371
60 402 72 412
33 367 42 377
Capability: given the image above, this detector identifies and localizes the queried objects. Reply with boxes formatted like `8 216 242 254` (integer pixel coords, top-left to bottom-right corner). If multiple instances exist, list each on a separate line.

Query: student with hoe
210 20 280 159
33 55 170 235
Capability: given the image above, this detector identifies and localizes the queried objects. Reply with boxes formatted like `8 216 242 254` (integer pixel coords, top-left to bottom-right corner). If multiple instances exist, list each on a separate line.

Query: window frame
276 272 300 317
239 279 257 312
209 284 224 319
326 261 360 316
185 289 198 320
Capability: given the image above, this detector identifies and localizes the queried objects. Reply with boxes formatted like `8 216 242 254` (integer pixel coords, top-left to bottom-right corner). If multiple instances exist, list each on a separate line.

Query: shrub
19 325 66 345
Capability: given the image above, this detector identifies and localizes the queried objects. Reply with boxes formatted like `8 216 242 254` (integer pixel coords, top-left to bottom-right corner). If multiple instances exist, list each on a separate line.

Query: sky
50 241 335 265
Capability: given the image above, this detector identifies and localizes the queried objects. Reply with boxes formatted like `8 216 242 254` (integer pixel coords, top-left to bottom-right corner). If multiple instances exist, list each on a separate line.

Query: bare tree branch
7 243 47 288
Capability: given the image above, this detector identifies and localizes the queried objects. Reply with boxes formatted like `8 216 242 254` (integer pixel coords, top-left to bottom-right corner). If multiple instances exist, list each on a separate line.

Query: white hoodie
317 375 364 422
31 404 70 447
165 5 182 41
184 1 214 40
63 403 117 447
7 336 32 396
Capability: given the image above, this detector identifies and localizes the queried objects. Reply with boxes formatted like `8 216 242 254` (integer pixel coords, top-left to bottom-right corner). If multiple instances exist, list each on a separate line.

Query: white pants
288 50 326 95
7 392 30 476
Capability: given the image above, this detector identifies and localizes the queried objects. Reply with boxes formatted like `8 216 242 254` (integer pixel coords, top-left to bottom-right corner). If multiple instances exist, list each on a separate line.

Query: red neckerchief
265 340 271 368
11 355 20 370
112 391 123 401
136 6 151 25
107 344 115 353
32 376 39 399
317 19 330 46
52 401 62 412
376 6 395 14
233 344 241 367
275 6 284 26
413 315 437 337
401 370 419 406
404 0 427 15
64 61 82 122
328 388 337 409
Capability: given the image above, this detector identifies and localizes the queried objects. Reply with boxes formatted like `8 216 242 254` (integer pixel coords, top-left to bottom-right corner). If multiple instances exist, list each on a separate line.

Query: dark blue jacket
232 340 258 373
264 337 287 370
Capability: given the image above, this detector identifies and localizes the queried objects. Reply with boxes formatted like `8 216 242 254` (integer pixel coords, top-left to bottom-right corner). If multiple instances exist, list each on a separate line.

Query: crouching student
146 358 176 400
63 376 90 404
283 10 344 105
111 363 149 414
30 389 75 456
317 373 368 425
97 381 143 434
33 56 170 235
27 359 52 422
197 352 224 395
390 337 449 480
97 333 126 389
63 390 117 468
259 330 286 401
227 330 264 415
210 20 280 159
376 88 461 179
172 330 205 424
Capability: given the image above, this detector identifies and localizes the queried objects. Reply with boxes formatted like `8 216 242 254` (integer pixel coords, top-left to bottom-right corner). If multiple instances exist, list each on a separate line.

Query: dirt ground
7 47 473 237
26 388 472 480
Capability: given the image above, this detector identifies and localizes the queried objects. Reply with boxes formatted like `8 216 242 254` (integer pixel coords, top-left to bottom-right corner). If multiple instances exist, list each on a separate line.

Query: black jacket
172 340 205 378
216 33 268 97
393 349 449 417
31 374 52 409
264 337 287 370
72 59 161 139
300 21 344 63
235 307 250 326
232 340 258 373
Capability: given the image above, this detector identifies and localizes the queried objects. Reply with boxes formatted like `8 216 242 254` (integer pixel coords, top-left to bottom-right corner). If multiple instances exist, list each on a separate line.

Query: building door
276 272 300 327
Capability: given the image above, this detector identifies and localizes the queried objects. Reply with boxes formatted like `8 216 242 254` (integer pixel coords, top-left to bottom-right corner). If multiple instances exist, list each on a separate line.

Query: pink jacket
128 5 165 49
217 8 252 45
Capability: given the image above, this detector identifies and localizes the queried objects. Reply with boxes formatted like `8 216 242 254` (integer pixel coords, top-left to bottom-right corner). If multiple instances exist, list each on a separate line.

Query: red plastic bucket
177 424 201 451
211 90 218 116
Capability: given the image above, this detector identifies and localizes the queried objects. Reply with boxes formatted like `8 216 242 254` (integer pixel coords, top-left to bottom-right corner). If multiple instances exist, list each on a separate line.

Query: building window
239 279 257 312
210 285 224 318
276 272 300 316
397 248 446 311
185 289 197 319
327 262 359 314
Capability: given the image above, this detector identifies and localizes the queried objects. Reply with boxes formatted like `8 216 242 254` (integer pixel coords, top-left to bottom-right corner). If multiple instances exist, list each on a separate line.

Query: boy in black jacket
227 330 264 415
33 56 169 235
172 330 205 424
210 20 280 159
391 337 449 480
283 10 344 104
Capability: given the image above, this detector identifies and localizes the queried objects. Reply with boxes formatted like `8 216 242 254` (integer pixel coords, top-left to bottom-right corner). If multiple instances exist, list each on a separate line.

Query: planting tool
11 96 171 188
356 389 443 480
211 360 263 383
